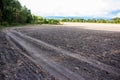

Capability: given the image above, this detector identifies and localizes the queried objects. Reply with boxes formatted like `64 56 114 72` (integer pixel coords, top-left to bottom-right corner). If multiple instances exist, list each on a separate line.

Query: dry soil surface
1 23 120 80
0 30 56 80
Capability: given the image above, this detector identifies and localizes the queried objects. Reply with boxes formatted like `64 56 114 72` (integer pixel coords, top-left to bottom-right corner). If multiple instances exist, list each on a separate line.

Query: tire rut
5 30 120 80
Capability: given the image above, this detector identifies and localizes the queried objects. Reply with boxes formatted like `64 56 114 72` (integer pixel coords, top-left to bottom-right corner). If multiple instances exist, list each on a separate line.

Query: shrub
11 23 21 26
1 22 9 26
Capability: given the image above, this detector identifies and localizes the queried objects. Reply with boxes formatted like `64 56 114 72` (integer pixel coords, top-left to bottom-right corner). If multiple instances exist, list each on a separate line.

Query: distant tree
70 18 81 22
43 19 48 24
112 17 120 23
47 19 60 24
96 19 107 23
61 18 70 22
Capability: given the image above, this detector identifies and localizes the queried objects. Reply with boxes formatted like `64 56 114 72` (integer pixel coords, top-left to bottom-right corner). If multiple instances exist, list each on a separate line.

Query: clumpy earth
18 26 120 69
1 25 120 80
0 30 56 80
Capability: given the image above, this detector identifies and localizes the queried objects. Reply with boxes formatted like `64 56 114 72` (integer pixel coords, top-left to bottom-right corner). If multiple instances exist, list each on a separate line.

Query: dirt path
0 30 56 80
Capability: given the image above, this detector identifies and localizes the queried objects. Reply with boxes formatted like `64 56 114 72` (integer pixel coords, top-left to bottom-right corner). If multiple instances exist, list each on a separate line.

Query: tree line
31 16 60 24
60 17 120 23
0 0 60 27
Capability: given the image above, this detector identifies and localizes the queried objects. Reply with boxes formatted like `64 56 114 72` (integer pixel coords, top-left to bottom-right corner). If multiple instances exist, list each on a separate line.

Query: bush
47 19 60 24
1 22 9 26
11 23 21 26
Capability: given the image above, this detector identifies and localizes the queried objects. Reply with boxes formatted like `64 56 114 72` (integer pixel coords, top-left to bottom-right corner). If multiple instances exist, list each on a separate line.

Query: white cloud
18 0 120 18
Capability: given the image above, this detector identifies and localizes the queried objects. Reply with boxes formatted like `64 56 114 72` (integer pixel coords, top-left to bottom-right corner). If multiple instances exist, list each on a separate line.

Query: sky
18 0 120 18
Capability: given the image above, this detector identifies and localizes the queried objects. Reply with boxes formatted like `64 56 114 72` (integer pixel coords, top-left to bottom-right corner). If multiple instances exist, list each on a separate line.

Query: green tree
0 0 33 26
112 17 120 23
61 18 70 22
47 19 60 24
